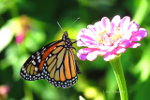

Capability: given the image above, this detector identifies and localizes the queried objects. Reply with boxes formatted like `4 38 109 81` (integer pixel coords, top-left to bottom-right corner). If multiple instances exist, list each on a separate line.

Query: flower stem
110 56 128 100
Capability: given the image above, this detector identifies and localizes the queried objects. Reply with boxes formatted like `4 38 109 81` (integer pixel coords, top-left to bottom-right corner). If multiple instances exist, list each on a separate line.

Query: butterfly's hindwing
45 47 78 88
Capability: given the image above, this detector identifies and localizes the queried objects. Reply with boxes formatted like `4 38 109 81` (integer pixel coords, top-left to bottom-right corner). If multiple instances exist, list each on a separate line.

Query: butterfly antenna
68 17 80 29
57 21 64 32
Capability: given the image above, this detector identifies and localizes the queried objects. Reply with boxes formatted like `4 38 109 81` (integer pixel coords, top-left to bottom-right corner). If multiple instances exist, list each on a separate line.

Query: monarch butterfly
20 31 80 88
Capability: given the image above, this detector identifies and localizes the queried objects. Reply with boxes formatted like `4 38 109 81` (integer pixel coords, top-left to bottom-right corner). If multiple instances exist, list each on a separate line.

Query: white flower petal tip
104 54 116 61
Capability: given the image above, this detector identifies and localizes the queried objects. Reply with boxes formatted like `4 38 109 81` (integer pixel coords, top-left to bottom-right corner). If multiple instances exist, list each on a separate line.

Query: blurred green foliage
0 0 150 100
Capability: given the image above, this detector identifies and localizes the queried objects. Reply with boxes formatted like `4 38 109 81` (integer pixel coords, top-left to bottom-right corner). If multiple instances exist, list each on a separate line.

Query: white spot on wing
35 67 38 72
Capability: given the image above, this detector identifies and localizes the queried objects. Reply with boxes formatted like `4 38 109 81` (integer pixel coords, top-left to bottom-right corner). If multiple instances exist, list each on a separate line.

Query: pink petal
87 50 106 61
77 53 87 60
80 48 105 54
77 38 98 48
104 53 116 61
101 17 110 29
77 39 85 47
120 16 130 33
111 15 121 27
80 35 95 41
78 28 93 37
86 51 100 61
77 48 106 61
107 45 116 52
87 25 97 33
128 22 139 32
131 28 148 41
77 48 98 55
89 22 101 33
107 39 121 52
77 29 98 47
78 27 98 40
98 45 111 50
80 28 88 34
119 17 139 39
128 42 141 48
115 47 126 54
119 40 131 47
77 49 89 60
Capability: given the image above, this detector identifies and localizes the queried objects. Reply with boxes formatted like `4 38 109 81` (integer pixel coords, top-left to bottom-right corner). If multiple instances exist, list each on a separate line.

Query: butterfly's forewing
20 40 62 81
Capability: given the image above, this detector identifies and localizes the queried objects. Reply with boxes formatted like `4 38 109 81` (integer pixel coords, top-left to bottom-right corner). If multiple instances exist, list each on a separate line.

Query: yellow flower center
111 34 122 41
96 27 123 45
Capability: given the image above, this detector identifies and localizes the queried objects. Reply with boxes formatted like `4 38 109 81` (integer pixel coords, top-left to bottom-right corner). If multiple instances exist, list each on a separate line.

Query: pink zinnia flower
77 15 147 61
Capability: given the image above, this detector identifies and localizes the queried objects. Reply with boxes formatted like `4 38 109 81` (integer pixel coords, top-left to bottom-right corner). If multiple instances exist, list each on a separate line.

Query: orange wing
45 47 80 88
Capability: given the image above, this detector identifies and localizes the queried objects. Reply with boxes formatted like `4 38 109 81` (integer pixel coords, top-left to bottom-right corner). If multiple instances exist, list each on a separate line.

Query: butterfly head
62 31 69 40
62 31 74 49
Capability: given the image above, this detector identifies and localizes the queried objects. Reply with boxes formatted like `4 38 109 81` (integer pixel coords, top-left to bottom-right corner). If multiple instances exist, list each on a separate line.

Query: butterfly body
20 31 80 88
